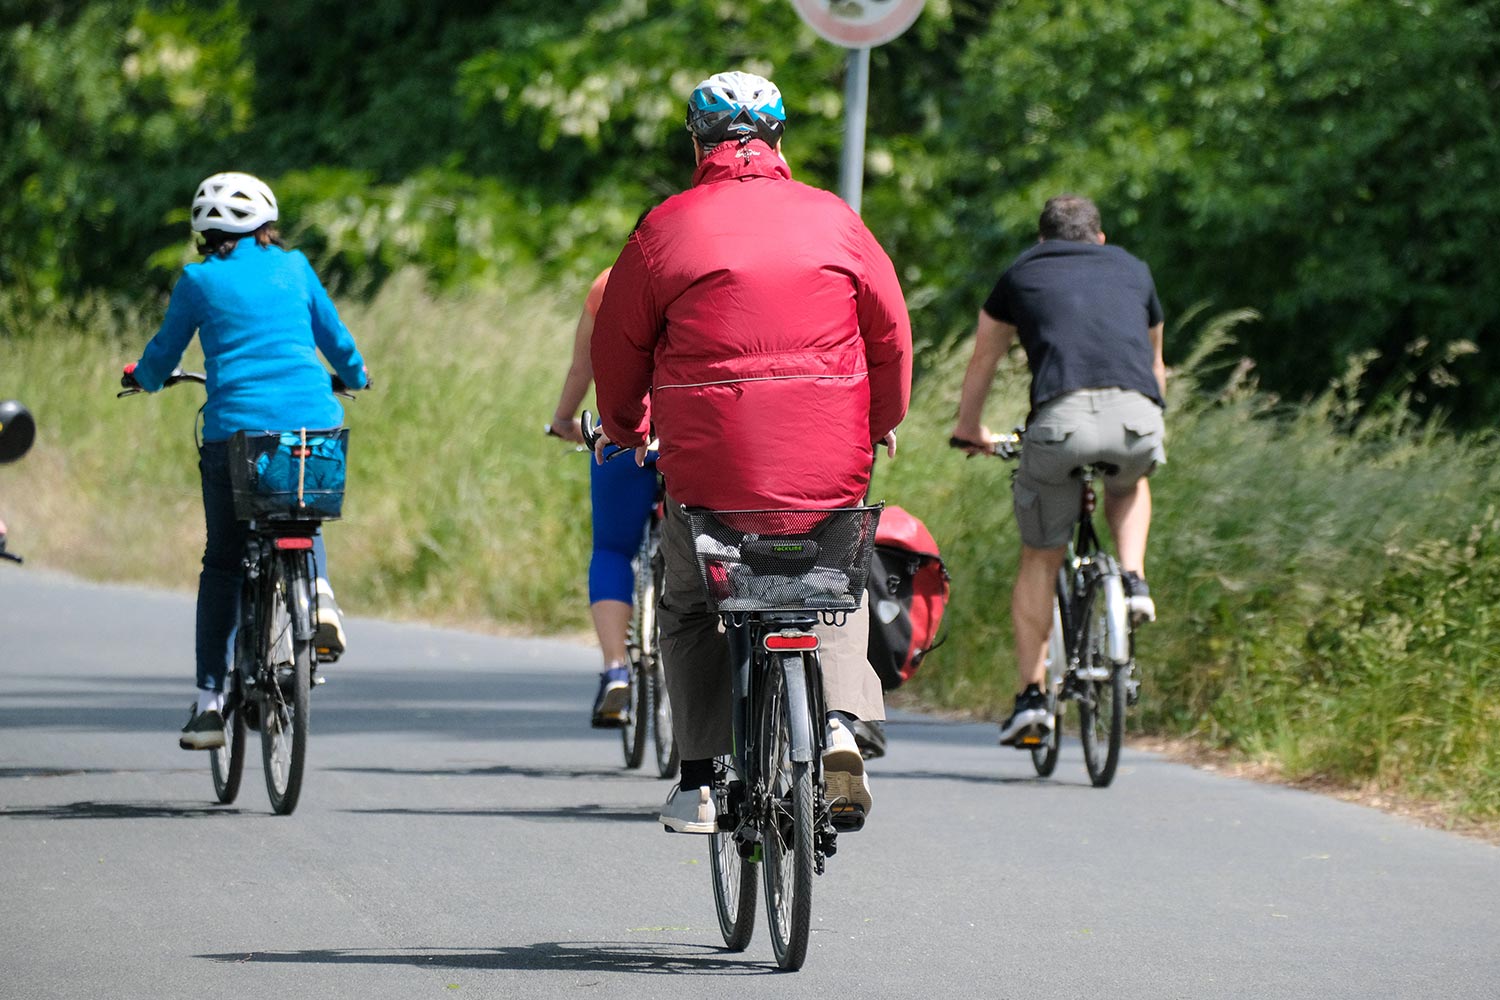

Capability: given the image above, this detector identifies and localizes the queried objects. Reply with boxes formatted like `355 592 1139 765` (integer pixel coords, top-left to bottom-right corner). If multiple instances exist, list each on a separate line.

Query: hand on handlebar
120 362 141 390
949 425 1020 460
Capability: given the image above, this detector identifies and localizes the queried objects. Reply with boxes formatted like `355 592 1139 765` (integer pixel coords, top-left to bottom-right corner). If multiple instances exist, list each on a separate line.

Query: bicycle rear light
763 632 819 651
272 537 315 550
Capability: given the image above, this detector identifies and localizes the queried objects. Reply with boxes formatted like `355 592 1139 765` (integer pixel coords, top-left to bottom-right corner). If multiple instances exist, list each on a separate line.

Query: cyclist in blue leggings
551 268 660 726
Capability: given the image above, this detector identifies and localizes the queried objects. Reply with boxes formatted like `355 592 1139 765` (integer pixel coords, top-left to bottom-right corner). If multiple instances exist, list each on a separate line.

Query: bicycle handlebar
579 410 658 463
119 367 367 399
949 431 1022 460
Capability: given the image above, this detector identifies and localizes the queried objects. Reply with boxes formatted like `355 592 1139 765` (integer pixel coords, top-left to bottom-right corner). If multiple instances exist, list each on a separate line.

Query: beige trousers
656 497 885 761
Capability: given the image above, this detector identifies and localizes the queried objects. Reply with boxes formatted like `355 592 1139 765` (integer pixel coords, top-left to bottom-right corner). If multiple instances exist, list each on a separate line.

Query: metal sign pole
838 46 871 214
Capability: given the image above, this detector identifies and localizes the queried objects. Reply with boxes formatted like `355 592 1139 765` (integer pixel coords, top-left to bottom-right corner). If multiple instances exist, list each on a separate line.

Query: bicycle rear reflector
272 537 315 550
764 632 819 652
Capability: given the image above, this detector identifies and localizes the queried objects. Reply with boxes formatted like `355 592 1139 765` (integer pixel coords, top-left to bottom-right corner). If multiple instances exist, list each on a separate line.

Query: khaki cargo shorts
1013 388 1166 550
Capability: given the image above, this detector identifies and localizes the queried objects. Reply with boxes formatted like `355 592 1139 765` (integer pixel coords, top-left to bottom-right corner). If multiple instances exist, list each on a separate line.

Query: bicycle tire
1031 593 1067 778
621 657 648 769
647 555 678 778
651 658 679 778
1077 579 1126 787
710 771 757 951
261 553 312 815
211 690 247 804
761 653 814 971
212 592 255 804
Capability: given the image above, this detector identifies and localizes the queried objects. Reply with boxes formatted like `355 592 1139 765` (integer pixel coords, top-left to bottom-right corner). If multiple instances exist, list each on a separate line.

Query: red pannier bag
866 505 950 690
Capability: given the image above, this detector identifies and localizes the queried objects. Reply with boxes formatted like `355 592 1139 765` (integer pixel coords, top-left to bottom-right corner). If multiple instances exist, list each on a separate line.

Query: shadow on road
197 941 776 975
874 767 1099 789
324 762 654 781
344 803 660 823
0 800 242 820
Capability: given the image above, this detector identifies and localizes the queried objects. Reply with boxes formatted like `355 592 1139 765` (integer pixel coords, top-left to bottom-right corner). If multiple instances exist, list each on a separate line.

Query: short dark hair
1038 195 1102 242
197 223 284 258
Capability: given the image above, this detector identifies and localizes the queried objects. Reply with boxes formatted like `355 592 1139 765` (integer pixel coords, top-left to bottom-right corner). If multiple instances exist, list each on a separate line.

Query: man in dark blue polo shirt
952 194 1166 746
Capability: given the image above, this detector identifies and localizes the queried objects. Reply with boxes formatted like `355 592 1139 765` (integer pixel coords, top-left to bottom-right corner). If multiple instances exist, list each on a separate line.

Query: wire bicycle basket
227 427 350 521
684 504 883 613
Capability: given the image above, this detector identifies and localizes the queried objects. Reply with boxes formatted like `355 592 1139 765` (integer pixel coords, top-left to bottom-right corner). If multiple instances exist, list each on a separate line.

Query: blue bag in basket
256 432 346 515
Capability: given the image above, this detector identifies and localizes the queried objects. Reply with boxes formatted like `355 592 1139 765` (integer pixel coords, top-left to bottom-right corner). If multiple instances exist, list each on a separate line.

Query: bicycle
551 414 678 777
121 367 358 813
951 431 1139 788
685 502 881 971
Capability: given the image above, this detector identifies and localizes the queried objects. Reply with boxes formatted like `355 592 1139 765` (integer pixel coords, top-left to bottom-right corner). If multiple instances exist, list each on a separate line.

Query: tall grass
5 279 1498 817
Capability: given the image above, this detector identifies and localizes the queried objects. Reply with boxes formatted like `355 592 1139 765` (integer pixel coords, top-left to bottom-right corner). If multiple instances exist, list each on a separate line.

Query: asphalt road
3 569 1498 999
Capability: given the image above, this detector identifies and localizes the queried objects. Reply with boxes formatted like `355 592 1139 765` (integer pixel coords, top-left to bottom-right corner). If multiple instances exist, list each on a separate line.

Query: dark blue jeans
197 441 327 692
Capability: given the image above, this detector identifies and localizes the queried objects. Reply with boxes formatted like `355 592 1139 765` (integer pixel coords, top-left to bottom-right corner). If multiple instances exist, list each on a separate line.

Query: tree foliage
4 0 1498 419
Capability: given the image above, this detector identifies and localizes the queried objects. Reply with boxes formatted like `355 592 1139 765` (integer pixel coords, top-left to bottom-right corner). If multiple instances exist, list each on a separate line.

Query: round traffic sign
790 0 926 48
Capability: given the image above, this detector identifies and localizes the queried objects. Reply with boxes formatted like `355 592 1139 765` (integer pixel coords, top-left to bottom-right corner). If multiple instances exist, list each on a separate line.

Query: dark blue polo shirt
982 240 1164 416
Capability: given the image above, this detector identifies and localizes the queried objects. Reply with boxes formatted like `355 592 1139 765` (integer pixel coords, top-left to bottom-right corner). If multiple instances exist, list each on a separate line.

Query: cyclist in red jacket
591 71 912 833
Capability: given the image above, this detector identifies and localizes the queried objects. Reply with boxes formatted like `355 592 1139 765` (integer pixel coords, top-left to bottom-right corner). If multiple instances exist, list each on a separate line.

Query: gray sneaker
659 785 716 834
823 716 872 829
179 706 226 750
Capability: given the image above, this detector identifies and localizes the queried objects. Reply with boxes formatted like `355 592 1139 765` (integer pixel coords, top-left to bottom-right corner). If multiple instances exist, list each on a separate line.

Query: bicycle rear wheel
710 769 757 951
621 658 648 769
761 653 814 971
1077 580 1126 787
1030 593 1067 778
261 553 312 815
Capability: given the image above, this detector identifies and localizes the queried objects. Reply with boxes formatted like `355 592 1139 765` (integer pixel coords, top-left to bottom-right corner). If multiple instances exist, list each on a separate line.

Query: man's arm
590 237 659 449
1148 321 1166 400
951 309 1017 444
854 228 912 441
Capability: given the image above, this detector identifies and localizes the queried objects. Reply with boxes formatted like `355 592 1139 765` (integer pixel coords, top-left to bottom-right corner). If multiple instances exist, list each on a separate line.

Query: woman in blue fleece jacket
126 172 369 751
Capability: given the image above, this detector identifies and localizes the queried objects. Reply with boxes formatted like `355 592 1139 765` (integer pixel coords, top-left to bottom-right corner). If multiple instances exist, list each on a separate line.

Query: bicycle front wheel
211 690 247 804
1077 581 1126 788
710 769 757 951
261 553 312 814
1031 593 1067 778
651 657 679 778
761 653 814 971
621 658 648 769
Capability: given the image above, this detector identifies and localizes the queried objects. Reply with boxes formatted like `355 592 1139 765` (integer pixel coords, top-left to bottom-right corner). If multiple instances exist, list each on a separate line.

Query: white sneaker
314 577 346 659
659 785 716 834
823 717 872 825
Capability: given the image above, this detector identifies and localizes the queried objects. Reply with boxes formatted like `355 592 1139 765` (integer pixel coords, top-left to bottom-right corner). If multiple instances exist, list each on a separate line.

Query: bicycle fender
1102 573 1131 666
781 655 816 764
285 554 316 643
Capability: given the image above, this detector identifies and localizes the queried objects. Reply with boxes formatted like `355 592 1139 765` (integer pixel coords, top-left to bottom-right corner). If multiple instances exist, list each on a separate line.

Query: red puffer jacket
592 140 912 511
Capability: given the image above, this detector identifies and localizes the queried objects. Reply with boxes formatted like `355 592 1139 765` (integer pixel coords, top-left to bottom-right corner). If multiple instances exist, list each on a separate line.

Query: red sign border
790 0 926 48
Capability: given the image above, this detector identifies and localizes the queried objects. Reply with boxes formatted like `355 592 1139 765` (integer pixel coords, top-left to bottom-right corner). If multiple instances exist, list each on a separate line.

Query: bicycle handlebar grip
120 363 140 390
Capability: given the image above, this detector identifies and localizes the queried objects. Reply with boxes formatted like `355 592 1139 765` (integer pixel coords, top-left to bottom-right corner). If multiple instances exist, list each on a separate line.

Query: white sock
196 689 225 716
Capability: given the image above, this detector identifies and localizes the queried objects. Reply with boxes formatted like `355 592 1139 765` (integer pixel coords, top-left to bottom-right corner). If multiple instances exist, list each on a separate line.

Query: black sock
679 757 713 791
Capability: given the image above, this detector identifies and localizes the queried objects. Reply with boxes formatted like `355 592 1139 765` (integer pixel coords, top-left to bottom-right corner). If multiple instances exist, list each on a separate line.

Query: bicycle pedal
829 804 865 833
1018 733 1044 747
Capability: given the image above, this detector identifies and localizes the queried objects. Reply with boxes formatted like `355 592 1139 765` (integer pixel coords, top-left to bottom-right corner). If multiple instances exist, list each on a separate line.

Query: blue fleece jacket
134 241 367 442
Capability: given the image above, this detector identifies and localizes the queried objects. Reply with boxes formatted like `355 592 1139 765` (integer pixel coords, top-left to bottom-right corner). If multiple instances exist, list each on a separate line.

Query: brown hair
1038 195 1102 242
197 223 285 258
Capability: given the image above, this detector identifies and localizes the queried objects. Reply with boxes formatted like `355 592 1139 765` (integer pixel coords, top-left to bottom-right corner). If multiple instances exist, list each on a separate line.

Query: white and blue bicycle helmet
685 71 786 149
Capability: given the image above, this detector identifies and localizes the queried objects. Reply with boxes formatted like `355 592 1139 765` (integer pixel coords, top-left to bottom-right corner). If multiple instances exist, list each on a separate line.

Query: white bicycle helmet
190 172 279 233
685 71 786 148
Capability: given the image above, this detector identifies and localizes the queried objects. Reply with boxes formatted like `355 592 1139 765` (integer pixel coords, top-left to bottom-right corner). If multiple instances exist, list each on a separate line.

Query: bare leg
1012 544 1067 690
1105 477 1151 577
590 599 632 665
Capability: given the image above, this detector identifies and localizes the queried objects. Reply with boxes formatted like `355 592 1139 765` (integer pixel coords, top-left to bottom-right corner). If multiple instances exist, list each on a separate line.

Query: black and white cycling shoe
1122 571 1157 624
179 706 226 750
998 688 1053 747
